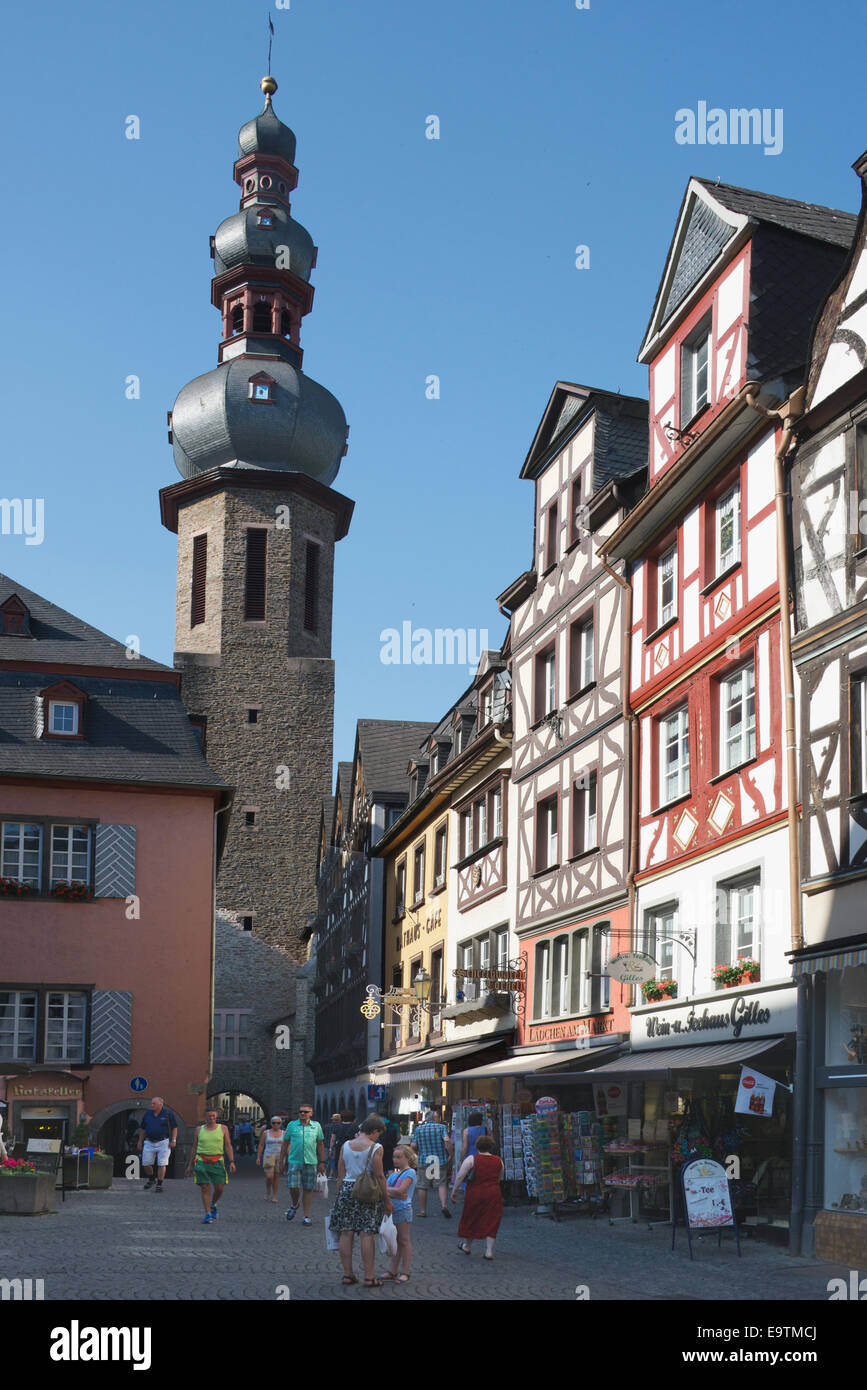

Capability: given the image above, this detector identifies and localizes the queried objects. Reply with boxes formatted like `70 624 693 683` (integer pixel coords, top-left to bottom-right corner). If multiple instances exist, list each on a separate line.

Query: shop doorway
20 1108 71 1148
98 1107 149 1177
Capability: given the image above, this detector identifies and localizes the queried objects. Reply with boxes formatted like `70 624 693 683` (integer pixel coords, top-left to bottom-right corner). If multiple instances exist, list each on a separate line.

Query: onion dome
213 206 315 281
170 357 348 488
237 79 296 165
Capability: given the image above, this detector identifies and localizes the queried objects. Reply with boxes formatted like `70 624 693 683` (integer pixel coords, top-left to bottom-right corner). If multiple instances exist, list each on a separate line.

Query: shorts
142 1139 170 1167
194 1158 227 1185
286 1163 317 1191
263 1153 279 1173
416 1160 448 1190
392 1206 413 1225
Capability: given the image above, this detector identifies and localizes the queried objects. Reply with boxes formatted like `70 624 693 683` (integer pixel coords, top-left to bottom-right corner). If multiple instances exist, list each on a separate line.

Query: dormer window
0 594 31 637
248 372 276 404
40 681 87 741
257 209 274 227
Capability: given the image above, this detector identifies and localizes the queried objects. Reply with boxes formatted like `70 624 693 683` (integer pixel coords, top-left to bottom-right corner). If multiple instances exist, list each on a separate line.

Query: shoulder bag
352 1142 381 1203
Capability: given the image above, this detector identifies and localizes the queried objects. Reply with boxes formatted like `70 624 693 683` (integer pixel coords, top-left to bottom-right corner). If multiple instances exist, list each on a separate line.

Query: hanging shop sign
453 968 526 993
681 1157 734 1229
608 951 656 984
734 1066 778 1117
631 983 797 1049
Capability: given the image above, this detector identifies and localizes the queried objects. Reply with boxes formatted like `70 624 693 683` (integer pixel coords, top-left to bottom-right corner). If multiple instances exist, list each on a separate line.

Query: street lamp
413 967 431 1004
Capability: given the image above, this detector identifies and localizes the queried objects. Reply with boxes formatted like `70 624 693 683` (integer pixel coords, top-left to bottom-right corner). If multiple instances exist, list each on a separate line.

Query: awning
791 942 867 975
369 1039 499 1084
441 1044 623 1082
572 1037 784 1077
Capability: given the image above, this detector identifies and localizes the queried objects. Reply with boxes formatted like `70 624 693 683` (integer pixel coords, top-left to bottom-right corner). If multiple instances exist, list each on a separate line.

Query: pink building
0 576 229 1167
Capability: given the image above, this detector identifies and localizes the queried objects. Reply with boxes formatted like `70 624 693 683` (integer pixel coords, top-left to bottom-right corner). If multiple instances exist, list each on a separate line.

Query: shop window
660 705 690 804
720 660 756 770
714 874 761 979
680 313 712 424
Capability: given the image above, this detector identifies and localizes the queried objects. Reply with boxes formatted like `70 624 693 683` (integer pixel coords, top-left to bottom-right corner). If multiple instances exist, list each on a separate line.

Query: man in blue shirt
137 1096 178 1192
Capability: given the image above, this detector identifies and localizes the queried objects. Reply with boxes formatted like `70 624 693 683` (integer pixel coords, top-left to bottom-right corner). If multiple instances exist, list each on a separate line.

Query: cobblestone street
0 1159 851 1303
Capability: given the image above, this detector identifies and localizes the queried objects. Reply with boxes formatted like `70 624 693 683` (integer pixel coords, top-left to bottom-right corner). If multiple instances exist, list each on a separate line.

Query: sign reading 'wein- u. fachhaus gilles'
630 983 797 1049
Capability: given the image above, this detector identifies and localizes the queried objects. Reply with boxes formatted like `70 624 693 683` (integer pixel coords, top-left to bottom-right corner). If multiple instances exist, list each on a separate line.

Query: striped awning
791 944 867 975
369 1039 498 1084
574 1037 784 1075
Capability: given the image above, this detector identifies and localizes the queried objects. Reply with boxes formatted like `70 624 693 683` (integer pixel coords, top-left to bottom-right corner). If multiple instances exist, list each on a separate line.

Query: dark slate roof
747 223 850 392
592 400 650 491
521 384 648 485
336 760 353 810
696 179 857 250
0 574 168 671
0 671 228 789
356 720 437 799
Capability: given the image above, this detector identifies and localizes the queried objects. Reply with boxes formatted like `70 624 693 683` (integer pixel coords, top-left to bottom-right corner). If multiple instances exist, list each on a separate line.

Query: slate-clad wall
174 483 338 961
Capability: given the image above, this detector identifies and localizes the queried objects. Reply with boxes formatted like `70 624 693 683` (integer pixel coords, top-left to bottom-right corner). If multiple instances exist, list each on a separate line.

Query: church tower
161 77 353 960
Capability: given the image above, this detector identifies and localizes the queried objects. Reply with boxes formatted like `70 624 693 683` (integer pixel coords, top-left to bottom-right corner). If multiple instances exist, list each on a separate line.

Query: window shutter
94 824 137 898
304 541 320 633
90 990 132 1063
191 534 207 627
244 528 268 620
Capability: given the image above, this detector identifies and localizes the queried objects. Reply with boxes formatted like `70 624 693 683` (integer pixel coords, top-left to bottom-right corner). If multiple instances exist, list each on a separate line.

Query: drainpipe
744 385 805 954
597 530 639 998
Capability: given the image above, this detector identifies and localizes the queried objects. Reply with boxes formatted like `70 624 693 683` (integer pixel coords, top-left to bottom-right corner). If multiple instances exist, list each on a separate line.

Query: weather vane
267 13 275 76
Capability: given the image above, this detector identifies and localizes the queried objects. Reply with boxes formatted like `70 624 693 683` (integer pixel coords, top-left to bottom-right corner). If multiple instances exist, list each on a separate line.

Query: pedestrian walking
280 1104 326 1224
323 1113 342 1177
459 1111 488 1163
330 1116 393 1288
239 1118 254 1156
185 1108 236 1223
411 1107 453 1218
451 1135 504 1259
256 1116 285 1202
381 1146 417 1284
332 1110 357 1169
137 1096 179 1192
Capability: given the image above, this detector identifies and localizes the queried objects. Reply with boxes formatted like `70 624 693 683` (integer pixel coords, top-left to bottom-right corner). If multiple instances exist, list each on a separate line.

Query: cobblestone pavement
0 1161 849 1302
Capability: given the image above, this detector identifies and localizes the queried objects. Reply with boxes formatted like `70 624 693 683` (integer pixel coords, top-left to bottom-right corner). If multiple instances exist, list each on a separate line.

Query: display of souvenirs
498 1104 525 1182
520 1115 538 1198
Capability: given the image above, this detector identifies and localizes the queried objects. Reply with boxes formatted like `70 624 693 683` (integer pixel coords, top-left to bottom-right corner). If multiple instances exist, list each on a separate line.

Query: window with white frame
597 926 610 1010
49 825 91 887
49 701 79 735
491 785 502 840
213 1009 251 1059
644 904 676 982
44 991 86 1063
571 929 592 1013
536 796 558 872
459 942 476 1001
495 927 509 972
572 770 598 856
681 314 712 422
553 935 570 1016
479 935 491 980
480 687 493 728
536 647 557 719
715 875 761 974
715 484 741 575
534 940 552 1018
570 617 594 695
395 859 406 917
658 545 677 627
413 842 425 904
661 707 690 803
461 808 473 858
721 660 756 769
0 990 37 1061
433 823 447 888
852 673 867 794
1 822 42 886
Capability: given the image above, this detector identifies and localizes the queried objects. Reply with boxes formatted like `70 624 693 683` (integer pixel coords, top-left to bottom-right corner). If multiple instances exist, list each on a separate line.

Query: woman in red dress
449 1135 504 1259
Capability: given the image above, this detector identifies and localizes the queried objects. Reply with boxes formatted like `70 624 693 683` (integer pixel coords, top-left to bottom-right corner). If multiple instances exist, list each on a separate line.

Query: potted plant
712 963 744 988
0 876 35 898
87 1148 114 1190
642 978 678 1002
51 880 93 903
0 1158 55 1214
739 958 761 983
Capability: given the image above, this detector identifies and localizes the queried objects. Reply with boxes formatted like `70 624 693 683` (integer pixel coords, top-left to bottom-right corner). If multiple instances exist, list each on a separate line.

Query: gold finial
261 75 278 104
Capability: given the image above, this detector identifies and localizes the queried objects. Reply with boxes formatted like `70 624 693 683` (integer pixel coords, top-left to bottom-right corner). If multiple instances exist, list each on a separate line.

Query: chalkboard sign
672 1157 741 1260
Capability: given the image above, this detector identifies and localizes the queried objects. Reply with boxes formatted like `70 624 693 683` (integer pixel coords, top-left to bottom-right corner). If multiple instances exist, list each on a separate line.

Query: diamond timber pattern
90 990 132 1063
94 824 136 898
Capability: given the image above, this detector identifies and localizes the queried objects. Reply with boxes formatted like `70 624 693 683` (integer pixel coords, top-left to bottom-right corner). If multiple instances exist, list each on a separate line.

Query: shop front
2 1074 85 1148
790 936 867 1263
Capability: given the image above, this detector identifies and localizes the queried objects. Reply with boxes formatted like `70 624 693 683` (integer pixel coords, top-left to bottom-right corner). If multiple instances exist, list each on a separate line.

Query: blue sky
2 0 863 768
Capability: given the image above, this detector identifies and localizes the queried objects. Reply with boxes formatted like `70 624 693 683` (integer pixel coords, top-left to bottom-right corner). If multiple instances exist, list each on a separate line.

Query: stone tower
160 77 354 961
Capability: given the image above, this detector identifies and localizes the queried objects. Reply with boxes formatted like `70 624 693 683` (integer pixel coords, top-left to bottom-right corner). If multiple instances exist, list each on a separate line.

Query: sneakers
442 1208 452 1219
202 1212 213 1223
285 1205 298 1221
155 1181 164 1193
302 1217 312 1225
143 1179 155 1191
210 1204 219 1219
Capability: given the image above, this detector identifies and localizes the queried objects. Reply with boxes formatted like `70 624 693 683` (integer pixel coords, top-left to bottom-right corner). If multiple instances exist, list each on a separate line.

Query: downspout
745 384 806 1254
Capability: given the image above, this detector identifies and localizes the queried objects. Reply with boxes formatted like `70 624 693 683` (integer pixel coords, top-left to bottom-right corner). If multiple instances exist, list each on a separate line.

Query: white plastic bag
315 1173 329 1199
325 1211 340 1251
378 1213 397 1257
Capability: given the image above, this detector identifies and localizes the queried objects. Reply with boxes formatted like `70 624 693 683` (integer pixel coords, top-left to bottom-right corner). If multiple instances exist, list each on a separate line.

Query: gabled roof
336 760 353 812
520 382 648 486
639 178 857 363
0 573 169 671
354 720 438 800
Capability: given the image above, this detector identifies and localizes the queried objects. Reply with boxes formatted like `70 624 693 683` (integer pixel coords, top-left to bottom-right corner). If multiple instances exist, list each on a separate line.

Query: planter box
0 1172 56 1215
815 1209 867 1265
88 1155 113 1190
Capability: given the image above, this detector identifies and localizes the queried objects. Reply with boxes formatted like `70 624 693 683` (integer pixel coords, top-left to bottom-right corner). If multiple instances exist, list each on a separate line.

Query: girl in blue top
383 1146 417 1283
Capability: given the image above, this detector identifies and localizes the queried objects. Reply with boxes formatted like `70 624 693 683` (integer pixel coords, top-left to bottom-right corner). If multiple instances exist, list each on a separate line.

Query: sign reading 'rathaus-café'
630 983 797 1049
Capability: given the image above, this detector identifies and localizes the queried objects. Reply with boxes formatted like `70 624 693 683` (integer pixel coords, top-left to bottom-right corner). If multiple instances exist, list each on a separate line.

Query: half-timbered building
501 384 648 1070
789 149 867 1264
599 177 855 1238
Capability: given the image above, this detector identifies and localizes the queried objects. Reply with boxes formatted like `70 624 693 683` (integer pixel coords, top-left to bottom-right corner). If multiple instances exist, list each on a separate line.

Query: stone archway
89 1097 193 1180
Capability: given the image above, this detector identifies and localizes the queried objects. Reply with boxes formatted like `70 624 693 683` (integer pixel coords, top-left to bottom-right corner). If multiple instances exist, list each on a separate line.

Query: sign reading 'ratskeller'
631 984 797 1049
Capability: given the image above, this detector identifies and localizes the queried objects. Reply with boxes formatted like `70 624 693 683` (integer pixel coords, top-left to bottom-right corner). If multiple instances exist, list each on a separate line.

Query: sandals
458 1243 471 1255
363 1278 383 1287
341 1275 358 1285
396 1273 410 1282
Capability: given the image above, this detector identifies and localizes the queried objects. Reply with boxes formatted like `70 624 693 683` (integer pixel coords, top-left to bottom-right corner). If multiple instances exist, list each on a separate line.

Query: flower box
641 978 678 1003
0 877 36 898
50 880 93 903
0 1170 55 1214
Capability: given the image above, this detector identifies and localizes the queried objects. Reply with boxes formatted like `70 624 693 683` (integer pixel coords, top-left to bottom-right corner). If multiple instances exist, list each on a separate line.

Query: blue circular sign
130 1076 148 1093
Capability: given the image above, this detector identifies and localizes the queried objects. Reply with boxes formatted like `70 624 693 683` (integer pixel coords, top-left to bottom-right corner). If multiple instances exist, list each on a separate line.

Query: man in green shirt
280 1104 325 1224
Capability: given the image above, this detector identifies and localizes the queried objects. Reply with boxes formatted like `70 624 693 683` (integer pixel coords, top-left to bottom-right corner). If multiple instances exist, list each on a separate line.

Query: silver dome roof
213 205 315 281
238 103 296 165
171 358 348 486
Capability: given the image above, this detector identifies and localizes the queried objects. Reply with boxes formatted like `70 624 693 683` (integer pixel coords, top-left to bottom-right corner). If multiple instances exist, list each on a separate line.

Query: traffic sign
130 1076 148 1093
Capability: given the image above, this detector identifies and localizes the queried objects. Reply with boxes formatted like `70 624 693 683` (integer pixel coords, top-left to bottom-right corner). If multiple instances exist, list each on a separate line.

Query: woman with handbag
330 1116 393 1287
